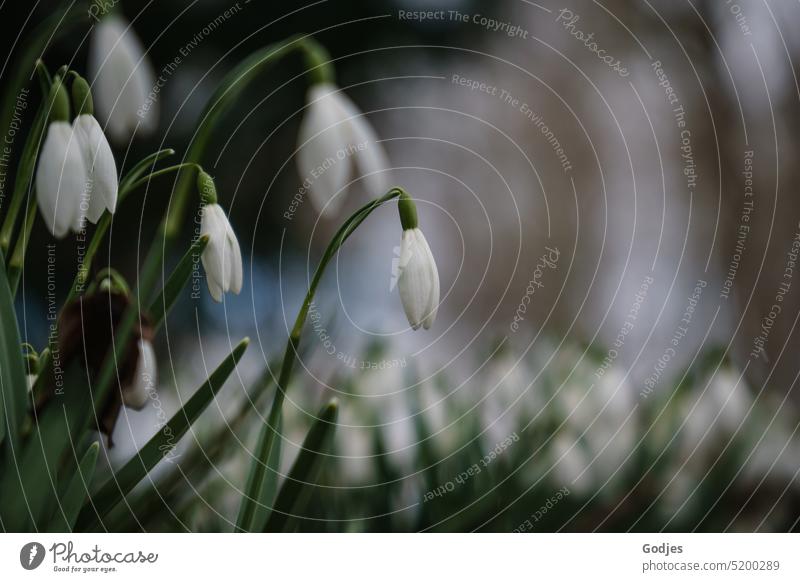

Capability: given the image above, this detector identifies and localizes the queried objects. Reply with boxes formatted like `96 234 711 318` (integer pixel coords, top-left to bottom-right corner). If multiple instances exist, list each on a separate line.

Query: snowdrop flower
89 13 157 143
36 79 88 238
297 82 389 214
394 192 439 330
123 339 156 409
72 75 118 222
197 171 243 302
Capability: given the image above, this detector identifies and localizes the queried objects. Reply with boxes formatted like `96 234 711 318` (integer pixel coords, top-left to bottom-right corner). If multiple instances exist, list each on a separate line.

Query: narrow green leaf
0 362 89 531
236 414 283 532
0 69 49 255
0 253 28 454
46 441 100 532
264 399 338 532
76 337 249 530
149 235 209 330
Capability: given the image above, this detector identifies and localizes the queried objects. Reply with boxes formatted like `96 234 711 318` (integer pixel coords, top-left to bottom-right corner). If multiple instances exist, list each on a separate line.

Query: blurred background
3 0 800 531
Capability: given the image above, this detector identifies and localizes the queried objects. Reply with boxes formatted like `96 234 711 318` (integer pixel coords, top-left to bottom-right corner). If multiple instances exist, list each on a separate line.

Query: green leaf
236 413 283 532
76 337 249 530
149 235 210 330
0 65 50 255
264 399 338 532
46 441 100 532
0 253 28 454
0 362 89 531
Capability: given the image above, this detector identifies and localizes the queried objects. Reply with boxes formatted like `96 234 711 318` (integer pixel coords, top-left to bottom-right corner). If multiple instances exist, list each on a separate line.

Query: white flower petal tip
397 228 440 331
124 339 156 410
73 114 119 223
200 203 243 302
89 14 157 143
297 83 389 215
36 122 89 238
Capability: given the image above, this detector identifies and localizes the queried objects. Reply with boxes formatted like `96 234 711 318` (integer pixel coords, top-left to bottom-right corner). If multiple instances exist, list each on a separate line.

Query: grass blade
76 337 249 530
264 399 338 532
149 235 209 330
0 253 28 454
46 441 100 532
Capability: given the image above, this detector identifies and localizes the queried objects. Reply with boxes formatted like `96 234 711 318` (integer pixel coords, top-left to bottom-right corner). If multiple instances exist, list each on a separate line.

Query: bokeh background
3 0 800 531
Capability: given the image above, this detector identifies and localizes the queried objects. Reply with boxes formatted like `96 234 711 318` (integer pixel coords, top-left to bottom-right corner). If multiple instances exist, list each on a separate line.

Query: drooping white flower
397 228 440 330
200 202 243 302
89 14 157 143
123 339 156 409
36 121 88 238
297 83 389 214
73 113 118 222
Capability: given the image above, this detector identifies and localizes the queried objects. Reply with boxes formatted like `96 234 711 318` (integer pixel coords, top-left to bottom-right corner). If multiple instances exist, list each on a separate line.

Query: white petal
89 15 156 143
335 91 390 196
226 223 243 295
297 84 350 214
124 339 156 409
200 204 242 300
73 114 118 222
419 232 440 330
200 205 226 299
398 229 438 330
35 123 88 238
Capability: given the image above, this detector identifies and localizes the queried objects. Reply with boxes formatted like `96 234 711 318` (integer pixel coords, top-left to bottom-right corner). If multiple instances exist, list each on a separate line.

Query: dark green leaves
0 253 29 454
46 441 100 532
77 337 249 530
264 399 338 532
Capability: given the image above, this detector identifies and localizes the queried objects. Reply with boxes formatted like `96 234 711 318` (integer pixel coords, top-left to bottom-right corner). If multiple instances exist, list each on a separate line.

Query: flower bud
49 77 70 123
197 170 218 205
71 74 94 116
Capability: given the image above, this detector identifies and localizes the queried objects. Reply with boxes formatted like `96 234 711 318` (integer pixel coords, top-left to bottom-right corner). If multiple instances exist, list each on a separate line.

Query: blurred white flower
297 83 388 214
123 339 156 409
396 227 439 330
200 203 243 302
36 122 88 238
73 113 118 222
89 14 157 143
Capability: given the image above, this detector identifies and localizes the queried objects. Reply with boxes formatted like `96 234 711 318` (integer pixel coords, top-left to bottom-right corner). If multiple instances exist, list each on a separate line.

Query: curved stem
66 161 197 302
237 187 404 532
165 35 333 238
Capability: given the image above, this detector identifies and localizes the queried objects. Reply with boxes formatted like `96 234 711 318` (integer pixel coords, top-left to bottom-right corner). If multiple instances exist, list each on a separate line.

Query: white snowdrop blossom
200 202 243 302
89 14 157 143
297 83 388 214
36 121 89 238
397 228 440 330
73 113 118 222
123 339 156 409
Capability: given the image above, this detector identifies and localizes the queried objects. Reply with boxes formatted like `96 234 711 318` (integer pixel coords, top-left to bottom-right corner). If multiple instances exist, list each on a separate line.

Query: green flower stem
165 35 333 238
7 200 37 296
0 61 52 256
237 187 404 532
67 162 199 304
124 163 200 195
